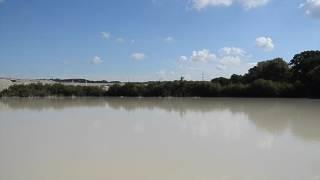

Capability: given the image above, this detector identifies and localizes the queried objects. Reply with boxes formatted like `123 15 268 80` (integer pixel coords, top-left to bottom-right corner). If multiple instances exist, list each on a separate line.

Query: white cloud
256 36 274 51
219 56 242 66
216 64 227 71
192 0 233 10
239 0 270 9
217 47 246 68
191 0 269 10
101 32 110 39
131 53 146 61
215 47 244 72
178 56 189 62
116 37 125 43
177 47 250 79
300 0 320 19
90 56 103 65
247 62 258 66
191 49 216 62
179 47 246 66
164 36 175 43
219 47 247 56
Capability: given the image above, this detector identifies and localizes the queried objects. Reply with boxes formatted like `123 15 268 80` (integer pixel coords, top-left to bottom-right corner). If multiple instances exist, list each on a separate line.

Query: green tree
230 74 244 83
245 58 291 82
307 66 320 97
289 50 320 82
211 77 230 86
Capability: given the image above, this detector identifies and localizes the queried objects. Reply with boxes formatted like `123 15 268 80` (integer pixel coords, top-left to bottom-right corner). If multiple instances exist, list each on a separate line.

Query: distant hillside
51 79 120 84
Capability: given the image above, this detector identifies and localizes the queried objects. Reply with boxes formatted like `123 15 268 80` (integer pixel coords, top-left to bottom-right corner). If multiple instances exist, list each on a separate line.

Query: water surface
1 98 320 180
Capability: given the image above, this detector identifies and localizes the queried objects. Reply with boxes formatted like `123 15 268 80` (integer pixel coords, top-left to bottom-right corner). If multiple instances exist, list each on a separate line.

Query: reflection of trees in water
231 99 320 142
106 98 320 141
1 98 320 141
106 98 235 116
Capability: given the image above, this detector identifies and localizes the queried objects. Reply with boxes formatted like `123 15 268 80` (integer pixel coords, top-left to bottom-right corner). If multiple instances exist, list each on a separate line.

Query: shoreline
0 96 317 100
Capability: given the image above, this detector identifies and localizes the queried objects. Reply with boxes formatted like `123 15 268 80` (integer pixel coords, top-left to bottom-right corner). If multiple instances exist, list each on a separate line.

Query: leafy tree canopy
245 58 291 82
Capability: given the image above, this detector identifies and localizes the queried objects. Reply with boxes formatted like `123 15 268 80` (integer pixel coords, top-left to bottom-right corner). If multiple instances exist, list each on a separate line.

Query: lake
1 98 320 180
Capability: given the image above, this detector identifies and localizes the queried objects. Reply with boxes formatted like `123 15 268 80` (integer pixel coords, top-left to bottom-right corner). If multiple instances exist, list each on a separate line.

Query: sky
0 0 319 81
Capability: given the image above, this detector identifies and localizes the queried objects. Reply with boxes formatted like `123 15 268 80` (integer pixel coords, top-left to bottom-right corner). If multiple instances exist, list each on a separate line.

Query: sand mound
0 79 13 92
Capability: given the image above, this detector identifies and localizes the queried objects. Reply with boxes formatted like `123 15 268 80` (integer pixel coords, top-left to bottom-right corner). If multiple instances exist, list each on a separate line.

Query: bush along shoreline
0 84 106 97
1 50 320 98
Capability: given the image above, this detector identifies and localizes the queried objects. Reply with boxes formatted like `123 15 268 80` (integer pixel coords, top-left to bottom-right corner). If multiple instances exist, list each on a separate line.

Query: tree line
1 50 320 98
108 50 320 98
0 84 106 97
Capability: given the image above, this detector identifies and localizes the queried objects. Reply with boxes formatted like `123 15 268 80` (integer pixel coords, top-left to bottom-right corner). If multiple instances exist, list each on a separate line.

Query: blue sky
0 0 319 81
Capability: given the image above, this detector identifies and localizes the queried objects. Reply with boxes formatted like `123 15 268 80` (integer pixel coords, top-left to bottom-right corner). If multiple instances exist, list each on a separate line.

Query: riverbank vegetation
1 50 319 98
0 84 106 97
107 50 320 98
